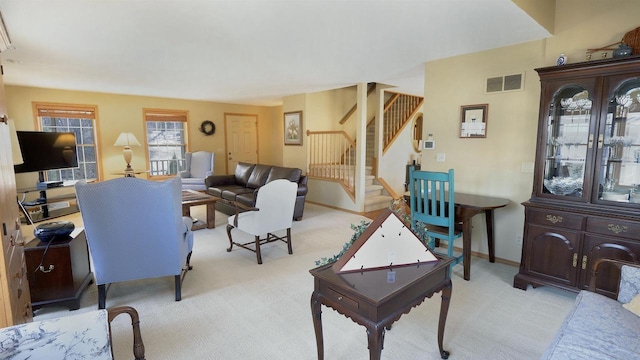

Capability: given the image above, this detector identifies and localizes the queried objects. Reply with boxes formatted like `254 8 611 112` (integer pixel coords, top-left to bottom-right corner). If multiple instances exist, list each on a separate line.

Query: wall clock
199 120 215 135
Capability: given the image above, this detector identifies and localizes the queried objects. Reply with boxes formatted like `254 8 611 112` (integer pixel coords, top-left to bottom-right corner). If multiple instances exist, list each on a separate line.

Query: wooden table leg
206 203 216 229
461 216 473 281
182 204 190 217
366 325 384 360
485 210 495 263
311 292 324 360
437 280 452 359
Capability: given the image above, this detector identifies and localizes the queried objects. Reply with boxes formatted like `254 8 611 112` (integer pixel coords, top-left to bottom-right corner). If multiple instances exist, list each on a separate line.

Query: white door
225 113 258 174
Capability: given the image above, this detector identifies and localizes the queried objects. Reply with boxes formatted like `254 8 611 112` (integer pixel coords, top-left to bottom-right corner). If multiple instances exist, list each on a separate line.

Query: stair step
364 195 393 213
365 184 383 196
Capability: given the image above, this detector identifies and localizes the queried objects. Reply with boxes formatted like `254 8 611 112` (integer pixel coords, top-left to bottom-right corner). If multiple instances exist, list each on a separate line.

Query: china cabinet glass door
541 84 594 200
597 76 640 204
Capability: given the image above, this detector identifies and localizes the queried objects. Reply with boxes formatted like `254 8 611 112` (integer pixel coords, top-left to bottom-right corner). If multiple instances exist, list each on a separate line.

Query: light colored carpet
32 204 576 360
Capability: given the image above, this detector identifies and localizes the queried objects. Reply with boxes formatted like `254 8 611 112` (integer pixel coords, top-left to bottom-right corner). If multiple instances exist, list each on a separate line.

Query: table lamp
114 132 141 173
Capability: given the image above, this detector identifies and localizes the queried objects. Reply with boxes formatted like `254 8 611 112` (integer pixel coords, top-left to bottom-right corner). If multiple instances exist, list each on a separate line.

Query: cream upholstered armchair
75 177 194 309
225 179 297 264
179 151 214 191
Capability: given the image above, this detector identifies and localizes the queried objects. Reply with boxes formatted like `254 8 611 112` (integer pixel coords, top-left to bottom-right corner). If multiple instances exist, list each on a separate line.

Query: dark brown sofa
205 162 308 220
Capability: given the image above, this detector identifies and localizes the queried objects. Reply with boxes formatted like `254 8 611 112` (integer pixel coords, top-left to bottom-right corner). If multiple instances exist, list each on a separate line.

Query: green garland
314 220 370 266
314 200 432 267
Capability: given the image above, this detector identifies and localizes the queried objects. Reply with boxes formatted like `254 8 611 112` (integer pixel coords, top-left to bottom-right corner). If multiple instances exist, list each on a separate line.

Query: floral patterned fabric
618 264 640 304
0 310 112 360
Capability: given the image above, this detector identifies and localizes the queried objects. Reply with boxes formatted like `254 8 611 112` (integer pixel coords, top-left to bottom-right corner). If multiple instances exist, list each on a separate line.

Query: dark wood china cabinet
514 55 640 298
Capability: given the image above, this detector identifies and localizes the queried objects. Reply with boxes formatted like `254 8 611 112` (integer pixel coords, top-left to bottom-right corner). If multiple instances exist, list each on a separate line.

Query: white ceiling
0 0 550 106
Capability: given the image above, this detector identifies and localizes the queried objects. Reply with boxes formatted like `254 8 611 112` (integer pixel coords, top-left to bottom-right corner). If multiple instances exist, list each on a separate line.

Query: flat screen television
14 131 79 173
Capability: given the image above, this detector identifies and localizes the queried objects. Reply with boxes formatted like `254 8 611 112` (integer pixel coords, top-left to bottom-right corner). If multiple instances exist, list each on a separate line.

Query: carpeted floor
32 203 576 359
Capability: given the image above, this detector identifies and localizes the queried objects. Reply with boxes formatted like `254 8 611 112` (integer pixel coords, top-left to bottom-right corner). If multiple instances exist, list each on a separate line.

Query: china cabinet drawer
586 217 640 241
527 209 584 230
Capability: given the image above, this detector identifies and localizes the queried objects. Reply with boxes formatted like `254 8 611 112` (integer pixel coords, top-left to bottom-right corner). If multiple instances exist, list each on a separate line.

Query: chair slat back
409 167 456 238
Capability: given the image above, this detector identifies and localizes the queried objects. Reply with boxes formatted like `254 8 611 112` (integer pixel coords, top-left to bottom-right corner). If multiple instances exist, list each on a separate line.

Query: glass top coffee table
181 190 221 230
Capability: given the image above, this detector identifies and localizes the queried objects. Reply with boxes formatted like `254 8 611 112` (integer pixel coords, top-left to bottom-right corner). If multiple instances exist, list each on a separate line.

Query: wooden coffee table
181 190 221 230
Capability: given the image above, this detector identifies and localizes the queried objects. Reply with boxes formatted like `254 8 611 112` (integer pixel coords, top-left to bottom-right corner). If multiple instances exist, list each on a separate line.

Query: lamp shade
114 132 141 147
8 119 23 165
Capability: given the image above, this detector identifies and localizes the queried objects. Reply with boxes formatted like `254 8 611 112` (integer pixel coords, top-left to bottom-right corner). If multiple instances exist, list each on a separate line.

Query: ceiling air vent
485 72 524 93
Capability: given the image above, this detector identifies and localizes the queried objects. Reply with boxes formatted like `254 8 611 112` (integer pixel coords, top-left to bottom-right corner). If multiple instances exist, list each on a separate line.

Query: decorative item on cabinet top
623 26 640 55
557 53 568 66
585 25 639 61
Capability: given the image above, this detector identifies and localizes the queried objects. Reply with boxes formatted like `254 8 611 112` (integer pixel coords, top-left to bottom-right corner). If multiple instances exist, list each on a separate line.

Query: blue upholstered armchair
179 151 214 191
75 177 194 309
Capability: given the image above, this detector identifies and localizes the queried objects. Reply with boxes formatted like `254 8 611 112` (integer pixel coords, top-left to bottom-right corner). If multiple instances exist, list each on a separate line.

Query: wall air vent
485 72 524 93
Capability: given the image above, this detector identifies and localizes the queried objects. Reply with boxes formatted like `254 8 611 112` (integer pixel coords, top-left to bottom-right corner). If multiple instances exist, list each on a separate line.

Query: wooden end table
310 255 454 360
181 190 221 230
24 229 93 311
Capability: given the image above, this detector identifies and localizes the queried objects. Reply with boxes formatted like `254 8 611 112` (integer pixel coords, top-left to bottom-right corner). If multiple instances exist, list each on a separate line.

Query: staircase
364 120 393 212
306 88 422 214
364 170 393 213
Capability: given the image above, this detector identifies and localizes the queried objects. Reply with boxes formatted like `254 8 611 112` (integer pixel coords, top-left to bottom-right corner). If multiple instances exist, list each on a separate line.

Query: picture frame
460 104 488 138
284 111 303 145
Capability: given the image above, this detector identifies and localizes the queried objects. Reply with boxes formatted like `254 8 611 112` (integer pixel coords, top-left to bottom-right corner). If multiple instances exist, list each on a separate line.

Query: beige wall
422 0 640 263
6 85 279 189
512 0 556 34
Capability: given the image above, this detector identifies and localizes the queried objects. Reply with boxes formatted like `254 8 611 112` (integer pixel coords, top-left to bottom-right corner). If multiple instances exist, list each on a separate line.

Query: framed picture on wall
284 111 303 145
460 104 488 138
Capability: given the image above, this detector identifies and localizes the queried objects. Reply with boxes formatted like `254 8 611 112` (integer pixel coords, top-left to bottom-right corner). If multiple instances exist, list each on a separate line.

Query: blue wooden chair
408 167 463 273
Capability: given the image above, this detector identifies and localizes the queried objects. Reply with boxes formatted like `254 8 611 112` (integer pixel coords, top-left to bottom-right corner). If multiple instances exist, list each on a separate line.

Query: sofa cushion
221 187 254 201
236 192 257 208
619 264 640 304
208 184 244 198
541 290 640 360
234 162 256 186
247 164 272 188
266 166 302 184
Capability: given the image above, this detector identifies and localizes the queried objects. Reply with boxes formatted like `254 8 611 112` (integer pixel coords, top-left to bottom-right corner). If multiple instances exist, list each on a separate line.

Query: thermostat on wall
423 140 435 150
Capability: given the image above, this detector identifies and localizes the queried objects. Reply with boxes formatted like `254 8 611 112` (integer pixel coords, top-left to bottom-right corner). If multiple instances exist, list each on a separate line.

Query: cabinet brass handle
546 215 563 224
607 224 627 234
597 134 603 149
38 265 55 273
582 255 588 270
588 134 595 149
572 253 578 268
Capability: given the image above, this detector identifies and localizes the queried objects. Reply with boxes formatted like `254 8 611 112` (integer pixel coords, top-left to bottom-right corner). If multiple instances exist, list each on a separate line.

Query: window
34 103 100 182
144 109 188 176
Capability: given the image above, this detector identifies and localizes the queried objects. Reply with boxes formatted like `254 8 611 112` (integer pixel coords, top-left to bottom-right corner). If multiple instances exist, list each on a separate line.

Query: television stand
36 181 64 189
17 181 80 224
